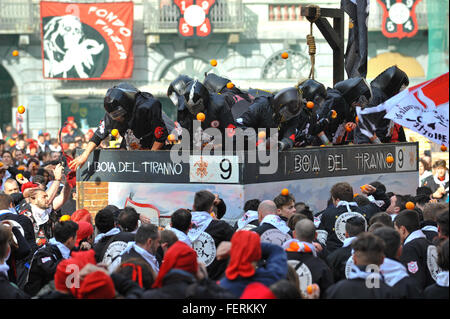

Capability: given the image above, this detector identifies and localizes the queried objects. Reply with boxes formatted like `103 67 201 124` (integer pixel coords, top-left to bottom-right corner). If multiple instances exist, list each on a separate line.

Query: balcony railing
143 0 245 34
367 0 428 31
0 1 38 34
268 4 304 21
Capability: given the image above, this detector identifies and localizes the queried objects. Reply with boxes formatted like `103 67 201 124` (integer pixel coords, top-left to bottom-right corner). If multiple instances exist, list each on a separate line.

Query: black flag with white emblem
341 0 370 78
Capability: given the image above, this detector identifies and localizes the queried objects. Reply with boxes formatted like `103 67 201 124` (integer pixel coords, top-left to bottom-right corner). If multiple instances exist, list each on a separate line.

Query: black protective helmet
203 73 230 94
334 77 372 107
104 83 138 120
183 80 210 115
298 79 327 102
273 87 303 122
371 66 409 98
167 74 194 101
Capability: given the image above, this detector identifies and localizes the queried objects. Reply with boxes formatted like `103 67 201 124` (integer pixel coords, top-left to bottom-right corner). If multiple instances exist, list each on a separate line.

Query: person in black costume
236 86 304 151
69 83 169 170
354 66 409 144
317 77 372 145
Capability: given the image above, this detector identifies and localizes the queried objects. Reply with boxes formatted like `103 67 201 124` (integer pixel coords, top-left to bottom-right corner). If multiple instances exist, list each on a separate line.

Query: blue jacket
219 242 288 297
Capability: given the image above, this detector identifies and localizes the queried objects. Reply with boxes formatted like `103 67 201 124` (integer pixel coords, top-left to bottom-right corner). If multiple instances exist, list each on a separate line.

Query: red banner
40 1 134 80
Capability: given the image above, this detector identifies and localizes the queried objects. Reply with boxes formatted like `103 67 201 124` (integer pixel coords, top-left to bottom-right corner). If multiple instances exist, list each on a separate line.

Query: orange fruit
345 124 353 132
281 188 289 196
258 131 266 139
111 129 119 137
17 165 25 171
226 82 234 89
12 50 19 57
281 52 289 59
196 112 205 122
441 145 447 152
59 215 71 222
331 110 337 119
360 185 367 191
355 116 359 123
306 101 314 109
210 59 217 67
17 105 25 114
354 193 359 198
386 155 394 164
405 202 415 210
16 173 23 180
168 134 176 142
0 162 3 168
307 285 313 294
320 144 326 147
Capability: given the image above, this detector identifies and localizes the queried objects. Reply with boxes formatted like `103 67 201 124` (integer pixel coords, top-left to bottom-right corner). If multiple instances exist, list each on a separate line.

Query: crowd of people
0 138 448 298
0 64 448 300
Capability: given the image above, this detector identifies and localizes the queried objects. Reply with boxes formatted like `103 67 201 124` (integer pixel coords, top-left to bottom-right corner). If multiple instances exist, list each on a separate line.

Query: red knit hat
75 221 94 247
21 181 39 194
225 230 261 280
71 209 92 224
240 282 277 299
74 271 115 299
54 250 96 293
152 241 198 288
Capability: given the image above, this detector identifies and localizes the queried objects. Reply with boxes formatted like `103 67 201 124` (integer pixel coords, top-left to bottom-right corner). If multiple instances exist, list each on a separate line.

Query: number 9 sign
190 155 239 183
174 0 216 38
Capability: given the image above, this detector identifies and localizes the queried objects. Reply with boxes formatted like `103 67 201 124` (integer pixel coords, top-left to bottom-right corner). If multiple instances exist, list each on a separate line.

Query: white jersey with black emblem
192 232 217 266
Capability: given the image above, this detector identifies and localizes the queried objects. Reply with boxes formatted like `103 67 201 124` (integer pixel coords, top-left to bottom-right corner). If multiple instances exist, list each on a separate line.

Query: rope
305 5 320 80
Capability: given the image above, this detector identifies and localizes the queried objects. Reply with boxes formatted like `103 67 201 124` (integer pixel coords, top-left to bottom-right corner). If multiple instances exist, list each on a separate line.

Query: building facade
0 0 435 139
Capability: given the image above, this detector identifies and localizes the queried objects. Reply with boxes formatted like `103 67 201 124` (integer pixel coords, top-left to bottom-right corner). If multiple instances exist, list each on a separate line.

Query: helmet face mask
274 87 303 123
186 97 205 115
335 77 372 109
104 85 136 121
169 92 179 107
279 99 302 122
108 106 127 121
184 80 209 115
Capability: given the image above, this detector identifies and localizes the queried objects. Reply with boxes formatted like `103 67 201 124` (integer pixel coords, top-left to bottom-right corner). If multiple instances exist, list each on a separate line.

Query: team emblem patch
288 260 313 296
154 126 164 139
211 120 220 128
427 245 443 281
102 241 129 266
260 229 292 247
407 261 419 274
193 232 216 266
334 212 367 242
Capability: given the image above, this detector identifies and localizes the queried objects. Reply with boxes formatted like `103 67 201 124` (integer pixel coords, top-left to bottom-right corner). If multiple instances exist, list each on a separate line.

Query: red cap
54 250 96 293
67 116 75 122
74 271 115 299
75 221 94 246
240 282 277 299
71 209 92 224
225 230 261 280
21 182 39 194
152 241 198 288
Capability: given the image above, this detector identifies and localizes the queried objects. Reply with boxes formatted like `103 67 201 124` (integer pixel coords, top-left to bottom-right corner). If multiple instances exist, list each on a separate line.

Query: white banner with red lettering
381 72 449 147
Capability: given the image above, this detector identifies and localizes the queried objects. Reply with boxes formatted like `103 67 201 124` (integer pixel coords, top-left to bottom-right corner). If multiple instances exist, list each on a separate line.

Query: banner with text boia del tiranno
40 1 133 80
